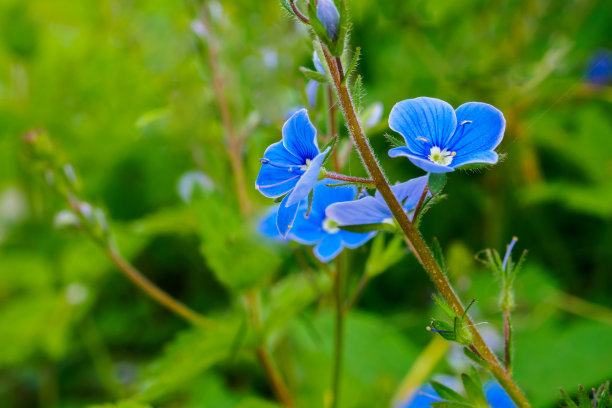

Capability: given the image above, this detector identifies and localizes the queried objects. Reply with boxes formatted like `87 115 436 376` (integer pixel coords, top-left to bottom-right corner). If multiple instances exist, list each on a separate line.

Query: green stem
331 252 346 408
503 309 513 373
320 44 532 408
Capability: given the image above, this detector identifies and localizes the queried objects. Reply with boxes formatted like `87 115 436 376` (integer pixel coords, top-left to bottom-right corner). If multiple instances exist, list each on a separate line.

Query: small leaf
432 293 455 320
577 385 591 408
430 381 470 404
352 75 363 113
461 373 488 407
429 320 456 341
342 47 360 85
331 0 349 56
429 173 447 195
384 133 405 148
463 347 489 368
320 136 338 166
338 222 394 234
274 193 288 203
559 388 580 408
307 3 332 49
280 0 295 16
300 67 329 83
432 237 447 274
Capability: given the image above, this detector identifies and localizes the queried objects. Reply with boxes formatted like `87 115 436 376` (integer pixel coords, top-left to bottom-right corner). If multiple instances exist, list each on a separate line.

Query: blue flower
290 180 375 262
256 109 330 237
317 0 340 42
399 381 516 408
586 51 612 87
388 97 506 173
325 176 429 228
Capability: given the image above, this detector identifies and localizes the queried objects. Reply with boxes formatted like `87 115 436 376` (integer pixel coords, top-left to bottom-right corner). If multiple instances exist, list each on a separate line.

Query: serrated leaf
352 75 363 113
384 133 405 148
300 67 329 83
430 381 471 404
279 0 295 16
429 173 447 195
461 373 488 408
338 222 394 234
342 47 360 85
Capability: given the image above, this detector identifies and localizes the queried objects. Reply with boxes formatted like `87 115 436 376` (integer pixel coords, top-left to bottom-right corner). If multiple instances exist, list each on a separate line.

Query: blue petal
256 141 303 198
399 383 440 408
339 230 375 248
316 0 340 42
282 109 319 160
312 179 357 215
314 234 343 262
448 102 505 162
326 196 390 226
306 80 319 109
313 50 326 74
277 193 301 238
381 175 429 211
389 97 457 156
290 206 325 245
452 150 499 167
286 148 329 206
484 382 516 408
258 207 287 241
388 148 454 173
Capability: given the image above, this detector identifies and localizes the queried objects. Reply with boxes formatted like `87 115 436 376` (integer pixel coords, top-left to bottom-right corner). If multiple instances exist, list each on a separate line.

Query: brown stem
199 10 251 214
412 184 429 222
256 348 296 408
290 1 310 24
108 250 213 328
325 171 375 186
320 43 532 408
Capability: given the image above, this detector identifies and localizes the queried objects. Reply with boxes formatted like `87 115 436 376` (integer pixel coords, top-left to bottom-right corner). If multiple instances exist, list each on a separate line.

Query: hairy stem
324 171 375 186
320 43 532 408
198 9 251 214
331 253 346 408
503 309 513 373
327 84 341 172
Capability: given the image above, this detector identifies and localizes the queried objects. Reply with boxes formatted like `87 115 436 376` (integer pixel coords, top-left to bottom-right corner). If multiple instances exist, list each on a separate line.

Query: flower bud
316 0 340 42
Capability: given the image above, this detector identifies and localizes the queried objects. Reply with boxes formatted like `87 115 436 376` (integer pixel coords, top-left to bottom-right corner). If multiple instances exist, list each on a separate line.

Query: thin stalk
503 309 513 373
327 84 340 172
331 252 346 408
320 43 532 408
412 184 429 221
324 171 375 186
343 272 369 312
198 9 250 214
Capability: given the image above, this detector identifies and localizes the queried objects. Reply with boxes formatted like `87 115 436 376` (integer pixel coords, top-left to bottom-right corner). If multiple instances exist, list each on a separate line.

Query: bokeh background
1 0 611 407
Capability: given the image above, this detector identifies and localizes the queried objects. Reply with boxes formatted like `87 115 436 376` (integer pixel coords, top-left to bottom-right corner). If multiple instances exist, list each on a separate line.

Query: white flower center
322 217 340 234
382 217 395 226
299 159 312 172
428 146 455 166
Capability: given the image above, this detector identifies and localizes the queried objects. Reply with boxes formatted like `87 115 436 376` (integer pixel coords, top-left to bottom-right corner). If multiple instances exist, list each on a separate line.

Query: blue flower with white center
256 109 331 237
388 97 506 173
586 50 612 87
325 176 429 228
290 180 375 262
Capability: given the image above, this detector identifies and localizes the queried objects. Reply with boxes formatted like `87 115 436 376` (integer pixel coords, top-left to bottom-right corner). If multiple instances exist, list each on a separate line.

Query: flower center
322 217 340 234
300 159 312 172
428 146 455 166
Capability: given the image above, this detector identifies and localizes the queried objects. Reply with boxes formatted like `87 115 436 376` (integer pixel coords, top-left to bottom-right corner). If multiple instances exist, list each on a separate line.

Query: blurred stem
503 309 513 373
343 272 369 312
320 43 532 408
550 291 612 326
198 8 251 214
331 252 346 408
246 292 295 408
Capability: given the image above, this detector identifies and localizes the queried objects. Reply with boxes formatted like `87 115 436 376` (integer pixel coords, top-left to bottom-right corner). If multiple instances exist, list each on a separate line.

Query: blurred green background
1 0 611 407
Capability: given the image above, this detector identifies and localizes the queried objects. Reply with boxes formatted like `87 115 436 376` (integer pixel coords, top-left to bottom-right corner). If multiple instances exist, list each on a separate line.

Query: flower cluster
256 97 505 262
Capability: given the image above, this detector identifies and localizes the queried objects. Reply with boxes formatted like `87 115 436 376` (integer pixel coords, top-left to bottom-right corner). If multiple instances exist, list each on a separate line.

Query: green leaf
432 294 456 320
279 0 295 16
342 47 360 85
463 347 489 368
331 0 349 56
429 173 447 195
274 193 288 203
320 136 338 166
430 381 470 404
461 373 488 408
432 237 447 274
559 388 580 408
365 235 406 278
384 132 405 148
577 385 591 408
352 74 363 113
299 67 329 83
338 222 395 234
